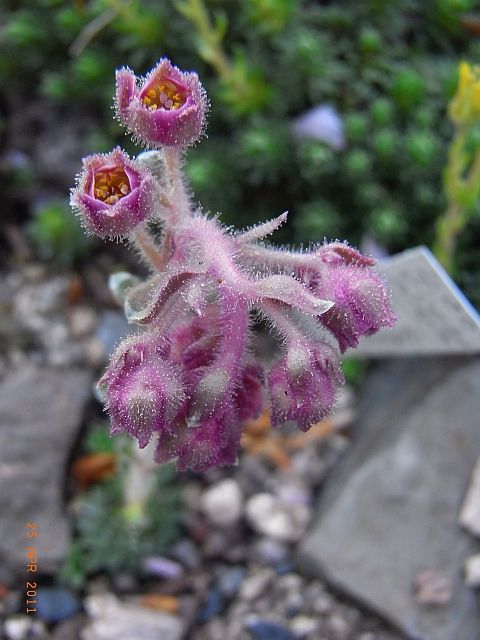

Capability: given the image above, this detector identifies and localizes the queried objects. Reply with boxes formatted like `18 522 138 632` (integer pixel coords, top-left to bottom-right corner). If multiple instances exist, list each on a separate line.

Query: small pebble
4 617 32 640
69 306 97 337
464 554 480 587
203 530 231 558
139 594 179 614
201 479 243 527
276 573 303 593
142 556 183 579
326 613 351 640
245 493 310 542
198 587 225 623
218 566 246 597
245 617 296 640
36 587 80 624
169 538 201 570
239 570 273 601
111 572 138 594
290 615 319 638
413 568 452 605
284 591 304 617
52 614 86 640
251 537 290 566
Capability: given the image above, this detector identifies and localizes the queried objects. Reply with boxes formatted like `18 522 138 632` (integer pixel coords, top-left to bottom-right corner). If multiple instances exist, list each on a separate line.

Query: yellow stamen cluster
142 79 185 111
94 166 131 205
450 61 480 126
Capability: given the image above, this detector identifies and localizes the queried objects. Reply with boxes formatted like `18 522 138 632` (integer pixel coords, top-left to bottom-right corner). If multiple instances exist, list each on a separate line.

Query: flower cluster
71 59 396 472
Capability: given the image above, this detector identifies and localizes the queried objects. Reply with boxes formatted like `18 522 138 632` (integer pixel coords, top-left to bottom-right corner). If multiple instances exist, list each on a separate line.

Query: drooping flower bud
155 414 240 472
268 340 343 431
115 59 208 147
313 243 397 352
70 147 156 238
101 335 186 448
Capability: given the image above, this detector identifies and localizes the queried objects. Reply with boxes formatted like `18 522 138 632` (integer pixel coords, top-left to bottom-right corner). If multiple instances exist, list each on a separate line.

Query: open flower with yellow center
450 61 480 126
70 147 156 238
115 59 208 147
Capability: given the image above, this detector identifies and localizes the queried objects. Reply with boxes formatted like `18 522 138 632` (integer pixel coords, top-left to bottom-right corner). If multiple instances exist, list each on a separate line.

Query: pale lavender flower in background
292 104 346 151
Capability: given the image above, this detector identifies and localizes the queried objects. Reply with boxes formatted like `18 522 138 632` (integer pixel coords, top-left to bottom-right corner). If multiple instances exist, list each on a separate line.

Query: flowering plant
71 59 396 472
434 61 480 273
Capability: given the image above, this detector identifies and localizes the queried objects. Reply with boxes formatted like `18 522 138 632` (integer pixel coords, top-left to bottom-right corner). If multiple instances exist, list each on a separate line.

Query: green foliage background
2 0 479 302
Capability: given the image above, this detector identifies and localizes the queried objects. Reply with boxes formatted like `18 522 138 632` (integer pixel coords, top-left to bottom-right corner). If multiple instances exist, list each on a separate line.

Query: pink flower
70 58 398 473
115 59 208 147
292 104 346 151
70 147 156 238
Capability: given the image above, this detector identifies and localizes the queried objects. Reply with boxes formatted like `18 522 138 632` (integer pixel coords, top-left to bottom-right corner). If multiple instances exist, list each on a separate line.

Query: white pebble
201 479 243 527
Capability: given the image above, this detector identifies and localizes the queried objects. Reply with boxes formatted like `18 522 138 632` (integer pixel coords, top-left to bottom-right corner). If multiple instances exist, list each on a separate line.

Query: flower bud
70 147 156 238
115 59 208 147
320 265 396 352
155 415 240 472
314 243 396 352
268 341 343 430
102 335 186 447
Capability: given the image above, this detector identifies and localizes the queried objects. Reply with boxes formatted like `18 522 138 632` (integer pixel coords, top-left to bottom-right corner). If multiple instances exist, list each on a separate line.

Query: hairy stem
164 147 191 221
175 0 230 78
131 224 167 271
434 202 463 273
258 300 305 344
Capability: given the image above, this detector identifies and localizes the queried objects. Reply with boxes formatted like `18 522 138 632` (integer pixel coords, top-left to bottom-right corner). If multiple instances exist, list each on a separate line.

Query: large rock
0 365 91 584
298 357 480 640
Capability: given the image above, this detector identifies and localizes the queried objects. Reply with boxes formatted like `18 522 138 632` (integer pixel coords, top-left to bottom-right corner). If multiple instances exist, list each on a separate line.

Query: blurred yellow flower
450 61 480 125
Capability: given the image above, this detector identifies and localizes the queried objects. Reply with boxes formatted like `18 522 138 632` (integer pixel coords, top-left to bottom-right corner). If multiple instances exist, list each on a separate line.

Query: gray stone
82 593 184 640
459 457 480 537
96 311 131 359
0 365 91 584
299 357 480 640
464 554 480 588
